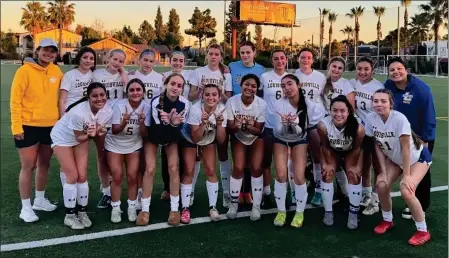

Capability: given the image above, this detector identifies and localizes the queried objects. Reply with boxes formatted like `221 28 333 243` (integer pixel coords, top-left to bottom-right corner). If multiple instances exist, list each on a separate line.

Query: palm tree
346 6 365 63
420 0 448 73
340 26 354 59
20 1 48 35
327 12 338 60
409 13 431 72
402 0 412 53
319 8 330 68
373 6 386 58
47 0 75 53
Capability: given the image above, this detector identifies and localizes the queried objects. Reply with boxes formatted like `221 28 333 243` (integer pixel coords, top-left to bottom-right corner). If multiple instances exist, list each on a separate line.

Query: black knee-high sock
161 147 170 192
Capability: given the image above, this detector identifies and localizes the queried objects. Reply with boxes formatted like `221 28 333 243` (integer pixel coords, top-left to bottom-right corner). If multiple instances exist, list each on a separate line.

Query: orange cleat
374 220 394 234
243 193 253 204
408 231 431 246
238 193 245 204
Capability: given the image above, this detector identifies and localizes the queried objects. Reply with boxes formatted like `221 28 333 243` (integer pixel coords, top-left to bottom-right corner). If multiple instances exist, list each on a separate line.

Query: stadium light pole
224 0 226 59
397 7 400 55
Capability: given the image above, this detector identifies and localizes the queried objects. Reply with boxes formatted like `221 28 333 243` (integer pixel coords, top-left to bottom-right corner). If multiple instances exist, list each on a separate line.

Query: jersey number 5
126 127 133 135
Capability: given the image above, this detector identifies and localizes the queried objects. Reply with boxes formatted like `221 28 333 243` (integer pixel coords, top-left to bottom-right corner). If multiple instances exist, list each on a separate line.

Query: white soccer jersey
128 70 164 104
323 77 354 112
104 99 150 154
365 110 422 167
259 70 288 129
163 70 193 99
181 101 227 146
349 78 358 90
321 115 354 152
50 101 112 147
354 78 384 123
226 94 266 145
295 69 327 127
92 69 124 108
272 97 308 142
190 66 232 98
60 69 93 109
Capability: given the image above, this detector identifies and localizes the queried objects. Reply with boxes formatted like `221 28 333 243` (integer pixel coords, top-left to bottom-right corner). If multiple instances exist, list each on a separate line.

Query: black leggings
415 140 434 212
161 144 184 192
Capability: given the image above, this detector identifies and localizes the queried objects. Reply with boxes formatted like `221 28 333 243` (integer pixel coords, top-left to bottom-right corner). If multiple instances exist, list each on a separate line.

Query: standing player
367 89 431 246
259 50 289 205
180 84 227 223
136 73 190 226
352 57 384 215
294 48 327 206
226 74 267 221
272 74 309 228
92 49 127 208
317 95 365 228
106 78 150 223
11 38 63 222
58 47 96 186
51 82 111 229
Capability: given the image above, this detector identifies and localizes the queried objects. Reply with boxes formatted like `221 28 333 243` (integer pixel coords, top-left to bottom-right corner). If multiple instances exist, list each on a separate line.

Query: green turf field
1 64 447 256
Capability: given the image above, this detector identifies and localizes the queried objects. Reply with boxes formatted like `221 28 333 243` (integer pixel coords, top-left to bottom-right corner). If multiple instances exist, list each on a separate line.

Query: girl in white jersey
51 82 111 230
352 57 384 216
272 74 309 228
106 79 150 223
226 74 267 221
294 48 327 207
259 49 289 205
58 47 96 188
189 44 233 209
92 49 128 209
317 95 365 229
179 84 227 223
367 89 432 246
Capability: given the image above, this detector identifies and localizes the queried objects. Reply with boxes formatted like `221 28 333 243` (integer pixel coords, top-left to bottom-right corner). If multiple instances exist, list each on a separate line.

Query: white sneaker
19 207 39 223
209 206 221 222
362 200 379 215
360 195 371 207
226 203 238 220
250 207 261 221
64 214 84 230
111 208 122 223
128 207 137 222
223 194 231 209
33 198 57 211
189 192 195 206
78 211 92 228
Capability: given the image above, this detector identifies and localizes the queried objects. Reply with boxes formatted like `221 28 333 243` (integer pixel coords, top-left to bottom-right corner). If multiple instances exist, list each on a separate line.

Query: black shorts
361 136 374 152
14 125 52 149
273 137 307 147
262 128 274 140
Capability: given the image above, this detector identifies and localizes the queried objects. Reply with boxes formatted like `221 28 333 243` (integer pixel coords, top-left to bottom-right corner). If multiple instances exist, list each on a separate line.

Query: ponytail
66 97 88 113
411 131 423 150
66 82 106 113
322 76 334 106
297 88 308 138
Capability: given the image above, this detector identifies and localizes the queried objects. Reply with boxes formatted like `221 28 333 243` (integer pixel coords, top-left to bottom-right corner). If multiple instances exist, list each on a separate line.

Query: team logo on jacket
49 77 57 83
403 92 413 104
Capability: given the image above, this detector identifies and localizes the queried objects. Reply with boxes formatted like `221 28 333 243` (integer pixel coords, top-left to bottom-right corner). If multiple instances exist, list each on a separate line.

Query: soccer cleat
238 193 245 204
97 193 111 209
323 211 334 226
189 192 195 206
78 211 92 228
128 207 137 222
250 207 261 221
209 206 221 222
347 213 359 230
311 192 322 207
168 211 181 226
291 212 304 228
160 191 170 201
33 198 57 211
243 193 253 204
360 195 371 207
136 211 150 226
401 207 412 219
111 208 122 223
19 207 39 223
273 211 287 227
64 214 85 230
408 231 431 246
374 220 394 234
181 207 191 224
223 194 231 209
362 201 379 215
226 203 238 220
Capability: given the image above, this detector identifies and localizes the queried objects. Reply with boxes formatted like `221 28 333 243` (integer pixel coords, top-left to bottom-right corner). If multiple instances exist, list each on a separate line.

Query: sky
1 1 427 45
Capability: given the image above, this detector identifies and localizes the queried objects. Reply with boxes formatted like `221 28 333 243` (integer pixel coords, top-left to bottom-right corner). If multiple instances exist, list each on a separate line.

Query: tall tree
340 25 354 58
402 0 412 52
346 6 365 61
185 7 217 50
327 12 337 60
47 0 76 52
154 6 167 44
1 30 18 55
318 8 330 67
224 1 248 47
254 25 263 50
78 25 101 46
20 1 48 35
373 6 386 57
165 8 183 48
420 0 448 59
409 13 431 71
139 20 156 45
91 19 104 35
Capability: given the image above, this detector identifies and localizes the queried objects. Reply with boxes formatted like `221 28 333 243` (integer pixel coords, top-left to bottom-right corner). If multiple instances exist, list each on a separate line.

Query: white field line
1 185 448 253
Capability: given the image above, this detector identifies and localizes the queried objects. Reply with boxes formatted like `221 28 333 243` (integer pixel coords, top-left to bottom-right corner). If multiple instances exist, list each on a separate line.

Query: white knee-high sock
180 183 192 208
229 177 242 203
313 163 322 193
206 181 219 207
170 195 179 212
60 171 66 187
348 182 363 214
219 160 231 196
287 159 295 192
63 183 77 210
274 180 287 212
191 161 201 193
335 169 348 196
295 183 308 212
76 181 89 207
321 181 334 211
251 176 263 209
141 197 151 213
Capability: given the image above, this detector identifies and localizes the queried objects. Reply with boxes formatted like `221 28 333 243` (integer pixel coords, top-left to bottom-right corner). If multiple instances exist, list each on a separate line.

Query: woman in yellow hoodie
10 38 63 223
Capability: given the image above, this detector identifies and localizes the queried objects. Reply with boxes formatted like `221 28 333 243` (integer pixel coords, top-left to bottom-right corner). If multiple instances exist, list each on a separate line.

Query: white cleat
250 207 261 221
226 203 238 220
209 206 221 222
33 198 57 211
128 207 137 222
78 211 92 228
362 201 379 215
64 214 85 230
19 207 39 223
111 208 122 223
360 195 371 207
